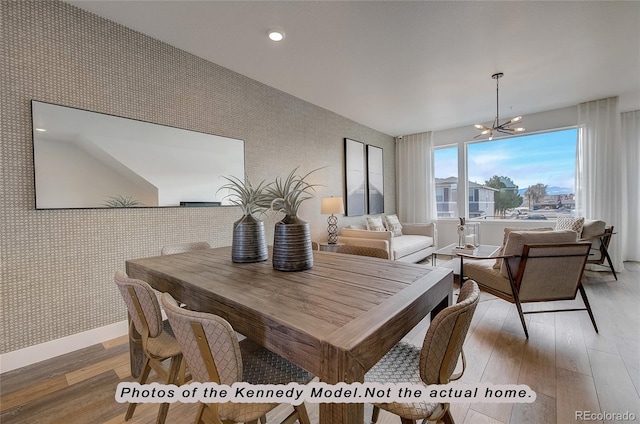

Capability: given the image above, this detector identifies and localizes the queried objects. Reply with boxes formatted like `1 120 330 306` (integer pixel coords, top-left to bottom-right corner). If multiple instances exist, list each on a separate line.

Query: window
435 128 578 221
434 146 458 218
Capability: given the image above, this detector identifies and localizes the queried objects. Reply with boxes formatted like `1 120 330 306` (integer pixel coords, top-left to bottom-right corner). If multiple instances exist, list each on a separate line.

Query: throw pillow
365 216 385 232
493 226 554 269
555 216 585 235
384 214 403 237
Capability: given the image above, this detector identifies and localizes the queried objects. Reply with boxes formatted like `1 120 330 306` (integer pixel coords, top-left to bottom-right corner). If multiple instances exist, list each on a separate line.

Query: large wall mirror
31 101 245 209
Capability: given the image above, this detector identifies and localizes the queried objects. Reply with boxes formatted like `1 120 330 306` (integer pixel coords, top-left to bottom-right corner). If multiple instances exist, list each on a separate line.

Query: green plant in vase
218 175 269 263
262 167 323 271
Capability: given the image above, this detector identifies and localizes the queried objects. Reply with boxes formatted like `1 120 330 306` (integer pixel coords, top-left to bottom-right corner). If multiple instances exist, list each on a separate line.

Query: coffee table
433 243 501 281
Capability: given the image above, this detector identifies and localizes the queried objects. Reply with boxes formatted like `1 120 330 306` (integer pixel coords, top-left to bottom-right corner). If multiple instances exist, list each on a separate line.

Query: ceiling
66 1 640 137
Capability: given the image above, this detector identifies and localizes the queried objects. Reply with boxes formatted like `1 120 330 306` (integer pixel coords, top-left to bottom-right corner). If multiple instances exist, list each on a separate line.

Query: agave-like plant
103 195 142 208
261 167 323 217
218 174 269 218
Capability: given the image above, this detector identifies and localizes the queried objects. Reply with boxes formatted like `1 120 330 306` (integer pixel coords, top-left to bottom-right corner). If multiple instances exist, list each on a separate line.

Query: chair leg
513 298 529 339
194 403 206 424
155 355 183 424
440 409 455 424
400 418 416 424
156 402 170 424
372 405 381 423
602 247 618 280
126 357 152 420
506 272 529 339
294 403 311 424
579 284 599 333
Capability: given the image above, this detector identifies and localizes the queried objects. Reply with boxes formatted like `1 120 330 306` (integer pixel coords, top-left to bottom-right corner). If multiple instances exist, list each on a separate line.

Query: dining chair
365 280 480 424
334 244 390 259
161 292 314 424
114 271 188 424
161 241 211 255
462 230 596 338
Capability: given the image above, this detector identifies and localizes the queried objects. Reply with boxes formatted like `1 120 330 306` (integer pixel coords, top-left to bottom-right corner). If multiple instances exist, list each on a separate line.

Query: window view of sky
435 128 578 193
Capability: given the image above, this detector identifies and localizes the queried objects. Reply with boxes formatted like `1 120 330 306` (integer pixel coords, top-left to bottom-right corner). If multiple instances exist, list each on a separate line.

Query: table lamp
321 196 344 244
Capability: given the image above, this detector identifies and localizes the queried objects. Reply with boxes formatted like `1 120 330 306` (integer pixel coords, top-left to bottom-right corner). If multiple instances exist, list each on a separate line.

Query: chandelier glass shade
474 72 525 140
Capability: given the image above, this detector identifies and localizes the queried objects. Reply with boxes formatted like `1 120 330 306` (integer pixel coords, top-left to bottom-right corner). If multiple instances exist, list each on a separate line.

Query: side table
433 243 501 282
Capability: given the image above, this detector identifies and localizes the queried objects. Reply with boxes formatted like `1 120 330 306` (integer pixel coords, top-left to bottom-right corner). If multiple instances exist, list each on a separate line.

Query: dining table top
126 246 453 424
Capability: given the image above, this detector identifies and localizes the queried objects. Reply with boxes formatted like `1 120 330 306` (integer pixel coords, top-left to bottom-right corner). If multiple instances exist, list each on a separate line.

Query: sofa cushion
393 235 434 260
384 214 403 237
464 259 513 298
366 216 386 231
500 229 578 278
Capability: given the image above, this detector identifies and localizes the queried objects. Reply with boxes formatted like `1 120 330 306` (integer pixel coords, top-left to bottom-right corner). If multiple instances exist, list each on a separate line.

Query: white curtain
621 110 640 260
576 97 625 270
395 132 436 223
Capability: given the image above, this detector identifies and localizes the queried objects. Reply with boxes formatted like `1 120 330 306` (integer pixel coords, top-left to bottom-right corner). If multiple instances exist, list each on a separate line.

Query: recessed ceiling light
35 128 46 132
267 30 285 42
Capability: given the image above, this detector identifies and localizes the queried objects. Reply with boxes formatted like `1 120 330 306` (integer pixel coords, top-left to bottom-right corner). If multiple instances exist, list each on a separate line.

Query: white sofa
338 222 437 263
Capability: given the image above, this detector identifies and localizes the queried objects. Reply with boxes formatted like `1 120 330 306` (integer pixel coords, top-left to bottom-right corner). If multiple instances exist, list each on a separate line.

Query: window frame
434 126 578 222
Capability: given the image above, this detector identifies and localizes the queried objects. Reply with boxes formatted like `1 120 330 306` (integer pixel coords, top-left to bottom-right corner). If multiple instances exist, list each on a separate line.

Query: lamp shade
321 197 344 215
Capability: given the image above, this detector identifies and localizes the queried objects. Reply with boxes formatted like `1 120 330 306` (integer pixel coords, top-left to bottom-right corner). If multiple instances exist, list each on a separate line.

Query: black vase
272 215 313 271
232 215 268 263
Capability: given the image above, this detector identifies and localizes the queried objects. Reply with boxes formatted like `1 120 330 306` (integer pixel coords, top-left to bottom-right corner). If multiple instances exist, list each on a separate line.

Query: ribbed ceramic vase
272 215 313 271
232 215 268 263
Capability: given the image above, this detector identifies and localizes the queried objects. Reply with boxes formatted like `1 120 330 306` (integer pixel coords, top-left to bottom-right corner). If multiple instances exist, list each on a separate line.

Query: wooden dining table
126 246 453 424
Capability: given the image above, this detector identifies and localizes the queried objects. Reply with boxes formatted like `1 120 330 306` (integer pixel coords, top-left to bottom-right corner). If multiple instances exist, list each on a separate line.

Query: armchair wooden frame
580 225 617 280
461 242 597 339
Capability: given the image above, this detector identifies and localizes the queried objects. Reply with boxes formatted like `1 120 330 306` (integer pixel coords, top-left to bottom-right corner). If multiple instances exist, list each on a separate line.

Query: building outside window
434 147 458 218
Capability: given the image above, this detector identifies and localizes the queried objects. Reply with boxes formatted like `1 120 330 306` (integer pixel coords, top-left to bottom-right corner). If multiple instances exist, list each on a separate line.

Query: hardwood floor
1 263 638 424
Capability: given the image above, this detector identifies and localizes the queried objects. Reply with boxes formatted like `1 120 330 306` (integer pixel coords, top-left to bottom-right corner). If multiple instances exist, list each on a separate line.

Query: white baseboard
0 320 129 374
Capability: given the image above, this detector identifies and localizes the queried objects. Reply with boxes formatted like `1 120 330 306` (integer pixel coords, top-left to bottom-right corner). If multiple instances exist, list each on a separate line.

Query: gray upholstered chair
334 244 390 259
161 293 313 424
365 280 480 424
114 272 187 424
161 241 211 255
461 230 596 338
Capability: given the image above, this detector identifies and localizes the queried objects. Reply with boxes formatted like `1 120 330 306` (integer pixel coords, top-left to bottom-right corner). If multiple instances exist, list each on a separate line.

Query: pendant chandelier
474 72 525 140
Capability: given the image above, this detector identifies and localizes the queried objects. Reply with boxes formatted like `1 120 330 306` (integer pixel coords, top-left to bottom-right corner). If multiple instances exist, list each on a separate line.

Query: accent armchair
460 230 596 338
579 220 617 280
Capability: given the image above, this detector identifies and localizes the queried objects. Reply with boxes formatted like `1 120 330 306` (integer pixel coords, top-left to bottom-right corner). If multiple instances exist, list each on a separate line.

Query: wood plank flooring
1 262 638 424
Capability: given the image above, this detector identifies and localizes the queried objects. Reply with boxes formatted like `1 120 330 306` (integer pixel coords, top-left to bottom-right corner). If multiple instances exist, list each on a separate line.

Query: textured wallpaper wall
0 0 395 354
